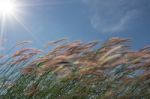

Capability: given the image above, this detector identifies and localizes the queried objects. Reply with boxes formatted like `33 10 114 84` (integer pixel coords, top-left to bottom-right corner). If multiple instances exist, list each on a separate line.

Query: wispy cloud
82 0 150 34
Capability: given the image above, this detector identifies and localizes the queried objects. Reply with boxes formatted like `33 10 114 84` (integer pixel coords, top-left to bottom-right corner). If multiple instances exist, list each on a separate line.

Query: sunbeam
17 0 72 7
0 15 6 49
0 0 44 50
12 14 42 45
0 16 5 38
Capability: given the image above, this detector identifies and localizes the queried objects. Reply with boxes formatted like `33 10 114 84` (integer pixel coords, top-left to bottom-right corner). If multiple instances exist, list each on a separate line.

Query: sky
0 0 150 53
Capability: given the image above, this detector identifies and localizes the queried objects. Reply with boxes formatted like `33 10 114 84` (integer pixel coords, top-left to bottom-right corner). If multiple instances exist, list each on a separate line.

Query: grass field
0 37 150 99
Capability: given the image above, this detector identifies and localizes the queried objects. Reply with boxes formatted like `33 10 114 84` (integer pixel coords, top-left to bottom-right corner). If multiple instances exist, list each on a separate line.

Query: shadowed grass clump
0 37 150 99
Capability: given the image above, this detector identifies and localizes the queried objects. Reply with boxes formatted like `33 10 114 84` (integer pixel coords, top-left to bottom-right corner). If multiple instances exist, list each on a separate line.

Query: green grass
0 37 150 99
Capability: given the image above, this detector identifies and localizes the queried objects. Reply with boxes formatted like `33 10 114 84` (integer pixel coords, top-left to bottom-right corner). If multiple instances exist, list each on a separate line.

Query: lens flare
0 0 16 16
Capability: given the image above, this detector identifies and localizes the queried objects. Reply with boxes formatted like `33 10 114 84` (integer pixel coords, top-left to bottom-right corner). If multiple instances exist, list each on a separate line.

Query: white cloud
91 9 138 33
82 0 148 33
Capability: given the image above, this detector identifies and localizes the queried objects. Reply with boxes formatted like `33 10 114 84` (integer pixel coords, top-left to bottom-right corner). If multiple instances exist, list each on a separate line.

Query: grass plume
0 37 150 99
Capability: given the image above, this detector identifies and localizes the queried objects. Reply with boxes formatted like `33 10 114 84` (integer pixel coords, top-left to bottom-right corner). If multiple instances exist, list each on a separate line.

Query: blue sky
0 0 150 53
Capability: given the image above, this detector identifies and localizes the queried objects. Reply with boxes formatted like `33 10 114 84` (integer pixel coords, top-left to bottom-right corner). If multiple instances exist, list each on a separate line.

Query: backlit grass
0 37 150 99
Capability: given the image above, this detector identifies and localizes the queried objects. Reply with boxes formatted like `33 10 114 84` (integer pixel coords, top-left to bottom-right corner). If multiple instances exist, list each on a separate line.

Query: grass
0 37 150 99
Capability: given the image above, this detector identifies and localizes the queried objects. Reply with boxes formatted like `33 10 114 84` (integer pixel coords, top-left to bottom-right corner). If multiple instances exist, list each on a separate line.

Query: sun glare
0 0 16 16
0 0 44 48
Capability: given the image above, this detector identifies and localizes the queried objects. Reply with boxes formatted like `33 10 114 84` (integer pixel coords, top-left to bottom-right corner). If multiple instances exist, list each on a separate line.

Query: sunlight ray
0 16 5 53
18 1 72 7
0 15 6 48
12 14 42 46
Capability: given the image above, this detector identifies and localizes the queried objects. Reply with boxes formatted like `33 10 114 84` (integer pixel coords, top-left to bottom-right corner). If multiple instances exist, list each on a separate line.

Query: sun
0 0 16 16
0 0 47 48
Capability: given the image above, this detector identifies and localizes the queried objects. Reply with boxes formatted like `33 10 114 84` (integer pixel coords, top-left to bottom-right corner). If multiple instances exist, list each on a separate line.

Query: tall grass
0 37 150 99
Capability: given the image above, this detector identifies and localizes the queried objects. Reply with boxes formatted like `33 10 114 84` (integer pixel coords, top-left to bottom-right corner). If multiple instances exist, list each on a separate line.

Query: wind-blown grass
0 37 150 99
